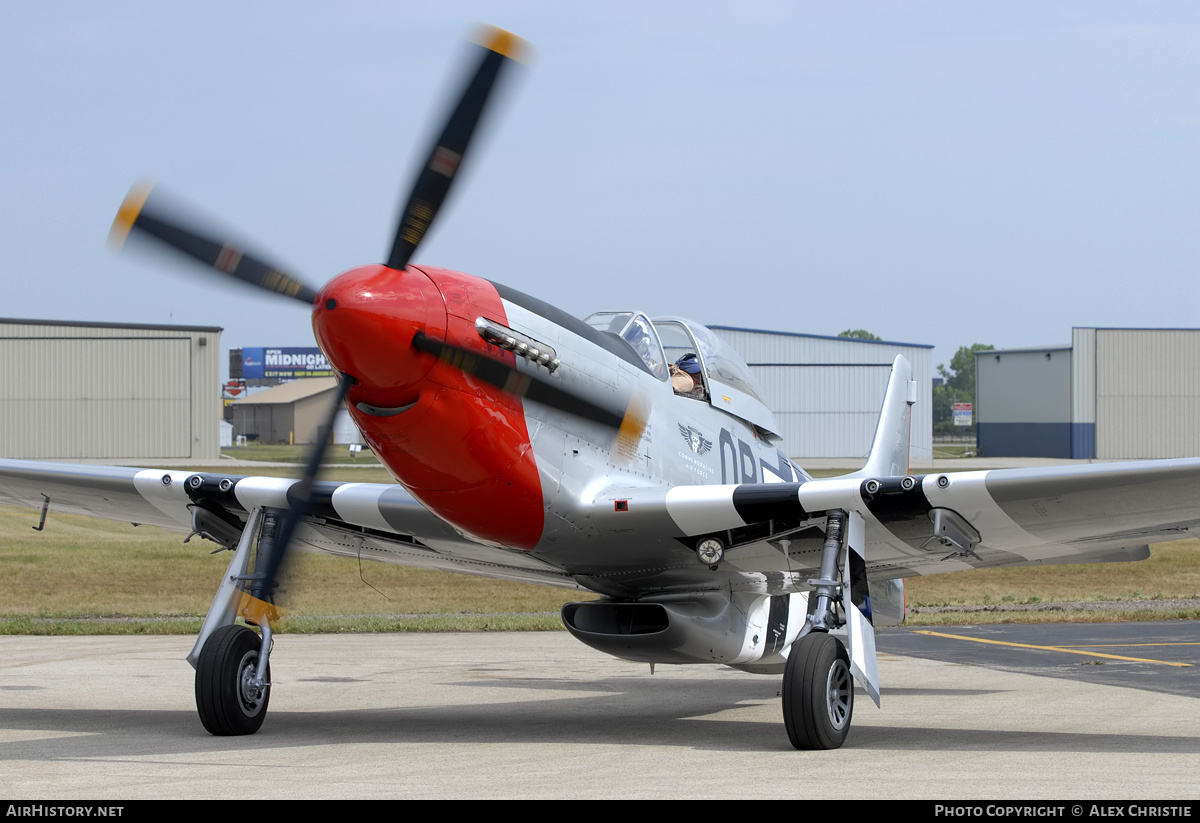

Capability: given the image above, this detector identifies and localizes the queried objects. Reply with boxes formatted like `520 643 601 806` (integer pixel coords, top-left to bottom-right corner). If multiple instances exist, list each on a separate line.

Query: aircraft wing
6 456 1198 592
586 457 1200 580
0 459 577 587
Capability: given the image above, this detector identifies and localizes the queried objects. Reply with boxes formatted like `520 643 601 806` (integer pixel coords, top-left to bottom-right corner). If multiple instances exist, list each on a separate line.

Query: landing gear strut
189 506 278 736
783 508 855 750
195 624 271 735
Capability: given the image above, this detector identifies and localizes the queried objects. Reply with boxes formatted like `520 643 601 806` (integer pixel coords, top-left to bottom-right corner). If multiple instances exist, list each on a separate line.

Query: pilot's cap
676 353 702 374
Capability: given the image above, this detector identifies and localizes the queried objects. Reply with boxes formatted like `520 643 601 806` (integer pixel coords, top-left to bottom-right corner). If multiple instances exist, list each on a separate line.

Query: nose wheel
782 631 853 750
195 624 271 735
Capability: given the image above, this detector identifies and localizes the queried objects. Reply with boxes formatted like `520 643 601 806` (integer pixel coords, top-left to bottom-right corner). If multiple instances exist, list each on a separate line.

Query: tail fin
848 354 915 478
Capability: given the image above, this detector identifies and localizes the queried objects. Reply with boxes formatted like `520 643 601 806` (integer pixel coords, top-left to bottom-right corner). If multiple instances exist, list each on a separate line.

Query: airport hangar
975 327 1200 459
0 318 932 463
227 377 353 446
709 326 933 461
0 318 222 461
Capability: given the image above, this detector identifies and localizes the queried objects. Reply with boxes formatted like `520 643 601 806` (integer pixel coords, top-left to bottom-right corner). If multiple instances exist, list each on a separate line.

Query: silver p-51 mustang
3 27 1197 749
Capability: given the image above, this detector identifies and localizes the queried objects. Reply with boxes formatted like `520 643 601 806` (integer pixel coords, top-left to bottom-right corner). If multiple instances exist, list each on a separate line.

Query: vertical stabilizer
848 354 915 479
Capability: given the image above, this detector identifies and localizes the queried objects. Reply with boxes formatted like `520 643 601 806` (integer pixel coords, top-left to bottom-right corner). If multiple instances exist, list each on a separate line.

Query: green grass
0 613 565 635
901 537 1200 624
908 538 1200 604
0 499 590 635
928 444 977 459
203 464 396 483
902 607 1200 626
221 443 380 465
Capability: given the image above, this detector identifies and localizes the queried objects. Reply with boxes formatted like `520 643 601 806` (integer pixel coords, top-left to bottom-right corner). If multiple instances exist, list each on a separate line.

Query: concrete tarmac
1 631 1198 799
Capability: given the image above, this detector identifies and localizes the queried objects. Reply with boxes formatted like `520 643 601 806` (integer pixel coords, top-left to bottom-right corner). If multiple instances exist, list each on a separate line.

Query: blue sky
2 2 1196 374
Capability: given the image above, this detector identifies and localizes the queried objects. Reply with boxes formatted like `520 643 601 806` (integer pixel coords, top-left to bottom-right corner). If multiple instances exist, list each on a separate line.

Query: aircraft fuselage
312 263 804 574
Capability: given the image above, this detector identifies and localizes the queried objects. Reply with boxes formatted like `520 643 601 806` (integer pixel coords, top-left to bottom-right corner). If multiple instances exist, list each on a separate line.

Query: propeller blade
239 375 353 626
110 183 319 305
411 331 647 439
386 26 526 271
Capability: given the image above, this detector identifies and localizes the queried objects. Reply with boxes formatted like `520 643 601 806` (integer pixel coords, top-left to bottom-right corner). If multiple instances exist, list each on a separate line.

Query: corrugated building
0 318 222 460
710 326 933 461
1073 328 1200 459
976 328 1200 459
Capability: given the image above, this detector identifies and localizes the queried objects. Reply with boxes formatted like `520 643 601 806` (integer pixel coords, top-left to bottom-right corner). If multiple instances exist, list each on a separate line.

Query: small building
228 377 342 445
0 318 222 461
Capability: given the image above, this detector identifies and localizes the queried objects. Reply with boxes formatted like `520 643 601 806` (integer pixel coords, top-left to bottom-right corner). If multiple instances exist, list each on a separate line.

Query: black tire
782 631 853 750
195 624 270 736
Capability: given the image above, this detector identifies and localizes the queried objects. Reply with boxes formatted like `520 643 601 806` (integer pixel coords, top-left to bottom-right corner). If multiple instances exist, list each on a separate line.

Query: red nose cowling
312 264 545 550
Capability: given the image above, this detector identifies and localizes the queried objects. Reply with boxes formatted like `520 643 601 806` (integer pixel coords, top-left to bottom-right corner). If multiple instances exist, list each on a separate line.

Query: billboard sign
241 347 333 379
953 402 973 427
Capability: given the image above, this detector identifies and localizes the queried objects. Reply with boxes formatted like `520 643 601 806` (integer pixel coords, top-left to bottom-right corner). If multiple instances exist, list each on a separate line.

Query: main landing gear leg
782 509 853 750
188 506 278 736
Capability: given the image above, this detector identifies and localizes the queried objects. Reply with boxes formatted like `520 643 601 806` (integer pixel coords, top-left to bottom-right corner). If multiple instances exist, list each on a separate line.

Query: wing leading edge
585 457 1200 580
0 458 576 588
5 455 1198 592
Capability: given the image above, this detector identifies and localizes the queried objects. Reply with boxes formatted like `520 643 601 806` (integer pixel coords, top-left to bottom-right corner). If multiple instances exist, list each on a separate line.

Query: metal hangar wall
976 328 1200 459
975 345 1073 458
0 318 222 461
1073 328 1200 459
710 326 933 461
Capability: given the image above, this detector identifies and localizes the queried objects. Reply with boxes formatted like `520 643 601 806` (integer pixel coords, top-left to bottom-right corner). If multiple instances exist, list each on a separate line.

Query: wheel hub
237 650 267 716
826 658 851 730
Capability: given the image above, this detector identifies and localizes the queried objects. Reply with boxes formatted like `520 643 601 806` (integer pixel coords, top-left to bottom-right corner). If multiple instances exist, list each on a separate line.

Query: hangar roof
977 344 1071 356
0 317 223 333
707 325 933 349
230 377 339 405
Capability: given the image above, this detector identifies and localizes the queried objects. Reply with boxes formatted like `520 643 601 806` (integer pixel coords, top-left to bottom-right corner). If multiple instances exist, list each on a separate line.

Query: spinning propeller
109 27 644 627
109 183 319 305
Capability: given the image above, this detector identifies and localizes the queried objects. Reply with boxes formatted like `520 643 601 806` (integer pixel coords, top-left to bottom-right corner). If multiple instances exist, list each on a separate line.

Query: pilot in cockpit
670 352 707 399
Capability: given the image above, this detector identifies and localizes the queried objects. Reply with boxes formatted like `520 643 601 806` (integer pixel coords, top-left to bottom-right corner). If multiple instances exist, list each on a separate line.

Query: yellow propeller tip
108 180 155 250
474 24 530 64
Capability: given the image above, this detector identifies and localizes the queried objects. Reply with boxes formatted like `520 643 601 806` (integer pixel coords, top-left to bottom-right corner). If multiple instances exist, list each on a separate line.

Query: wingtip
108 180 155 250
474 24 530 64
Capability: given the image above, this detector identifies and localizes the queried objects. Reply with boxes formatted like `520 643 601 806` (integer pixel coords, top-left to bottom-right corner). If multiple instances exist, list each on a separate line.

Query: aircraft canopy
583 311 781 440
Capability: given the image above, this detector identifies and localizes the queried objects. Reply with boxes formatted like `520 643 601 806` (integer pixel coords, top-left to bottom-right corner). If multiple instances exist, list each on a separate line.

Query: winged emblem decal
679 423 712 455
